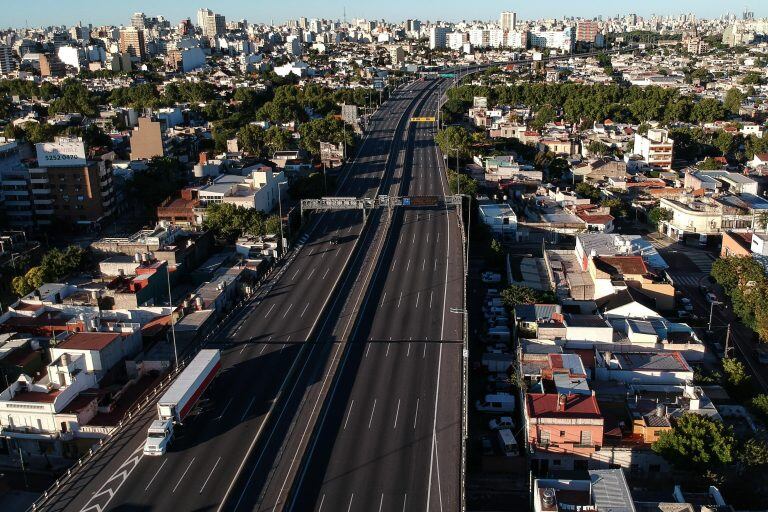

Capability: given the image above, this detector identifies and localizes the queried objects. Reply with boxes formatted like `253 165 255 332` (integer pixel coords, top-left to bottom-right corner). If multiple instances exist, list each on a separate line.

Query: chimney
557 393 567 412
656 403 666 418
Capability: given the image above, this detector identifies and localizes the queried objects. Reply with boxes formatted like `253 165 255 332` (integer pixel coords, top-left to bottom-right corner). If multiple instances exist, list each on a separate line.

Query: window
559 430 565 437
540 430 550 444
580 431 592 446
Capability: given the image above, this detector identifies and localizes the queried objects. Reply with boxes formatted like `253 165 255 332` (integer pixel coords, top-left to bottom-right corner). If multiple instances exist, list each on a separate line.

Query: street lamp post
277 181 287 255
166 264 178 370
708 300 723 333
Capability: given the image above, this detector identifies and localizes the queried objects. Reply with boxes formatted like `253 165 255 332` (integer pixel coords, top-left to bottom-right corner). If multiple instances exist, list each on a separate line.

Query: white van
475 393 515 413
497 428 519 457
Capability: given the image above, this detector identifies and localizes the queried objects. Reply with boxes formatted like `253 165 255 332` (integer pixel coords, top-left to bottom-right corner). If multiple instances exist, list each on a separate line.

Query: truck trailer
143 349 221 456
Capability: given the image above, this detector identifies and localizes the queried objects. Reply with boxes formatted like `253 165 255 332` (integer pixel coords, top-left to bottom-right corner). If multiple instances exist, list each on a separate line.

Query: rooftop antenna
343 6 347 23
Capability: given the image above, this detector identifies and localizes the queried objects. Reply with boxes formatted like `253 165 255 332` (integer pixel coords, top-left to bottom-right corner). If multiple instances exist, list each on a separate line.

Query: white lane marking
144 459 167 491
430 291 434 309
416 292 420 308
426 233 430 244
343 399 355 430
412 233 415 244
260 344 267 355
292 269 300 281
300 302 310 318
392 258 397 270
422 259 426 271
402 493 408 512
217 397 233 421
414 397 420 429
264 304 276 318
172 457 196 493
199 457 221 493
241 397 256 422
381 291 387 305
347 494 355 512
308 267 317 279
365 343 371 358
386 344 390 357
282 303 293 318
321 249 327 259
368 399 377 429
393 398 401 429
434 259 437 271
322 268 330 280
319 494 325 512
406 258 411 271
436 232 440 244
240 343 248 354
407 343 411 357
423 343 427 358
378 493 384 512
397 291 403 308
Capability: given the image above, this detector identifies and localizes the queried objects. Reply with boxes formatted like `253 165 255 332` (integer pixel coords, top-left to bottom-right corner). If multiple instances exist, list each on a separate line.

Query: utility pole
725 323 732 358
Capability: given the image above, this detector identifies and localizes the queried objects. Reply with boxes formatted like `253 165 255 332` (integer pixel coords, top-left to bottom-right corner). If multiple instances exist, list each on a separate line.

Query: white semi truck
143 349 221 456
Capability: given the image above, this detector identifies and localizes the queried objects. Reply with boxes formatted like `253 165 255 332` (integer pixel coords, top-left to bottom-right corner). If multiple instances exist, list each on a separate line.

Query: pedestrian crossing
686 252 714 274
666 271 704 287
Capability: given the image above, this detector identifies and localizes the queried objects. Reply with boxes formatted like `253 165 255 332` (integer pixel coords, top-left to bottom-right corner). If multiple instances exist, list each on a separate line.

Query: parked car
489 416 515 431
475 393 515 413
497 428 519 457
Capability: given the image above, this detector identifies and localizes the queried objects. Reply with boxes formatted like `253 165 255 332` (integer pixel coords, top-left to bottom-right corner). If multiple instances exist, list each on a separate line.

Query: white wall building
429 26 449 49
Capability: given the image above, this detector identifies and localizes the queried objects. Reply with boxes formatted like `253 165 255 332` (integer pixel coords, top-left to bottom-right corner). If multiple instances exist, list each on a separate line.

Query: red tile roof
12 389 63 403
526 393 602 418
57 332 121 351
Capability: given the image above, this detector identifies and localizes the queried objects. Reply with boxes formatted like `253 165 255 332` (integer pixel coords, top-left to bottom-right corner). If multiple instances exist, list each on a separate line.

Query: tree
698 157 723 170
587 140 611 156
575 182 601 201
447 171 477 196
653 413 736 471
691 98 727 124
530 104 557 131
289 172 333 200
724 88 745 115
500 285 556 309
722 357 751 392
751 394 768 422
128 157 186 218
298 116 354 156
237 124 265 155
263 126 292 155
740 437 768 468
713 131 737 157
264 215 282 237
435 126 472 158
648 207 672 227
600 198 627 218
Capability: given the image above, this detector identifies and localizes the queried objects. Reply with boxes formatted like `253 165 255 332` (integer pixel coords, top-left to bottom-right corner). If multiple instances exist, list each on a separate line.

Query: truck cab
143 418 173 456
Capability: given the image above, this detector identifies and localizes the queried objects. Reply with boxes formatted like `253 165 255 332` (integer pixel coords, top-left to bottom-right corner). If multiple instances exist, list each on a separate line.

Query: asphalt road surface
287 78 465 512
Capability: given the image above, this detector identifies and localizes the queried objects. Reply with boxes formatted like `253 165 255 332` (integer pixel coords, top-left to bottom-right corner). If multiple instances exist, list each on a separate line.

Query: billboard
36 138 87 167
473 96 488 109
341 104 358 124
319 141 343 164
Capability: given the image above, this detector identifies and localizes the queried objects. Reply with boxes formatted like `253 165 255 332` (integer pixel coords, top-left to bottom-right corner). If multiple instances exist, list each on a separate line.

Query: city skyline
1 0 766 29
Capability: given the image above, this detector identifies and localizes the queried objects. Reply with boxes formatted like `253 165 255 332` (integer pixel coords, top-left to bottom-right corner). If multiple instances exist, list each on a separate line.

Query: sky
2 0 766 29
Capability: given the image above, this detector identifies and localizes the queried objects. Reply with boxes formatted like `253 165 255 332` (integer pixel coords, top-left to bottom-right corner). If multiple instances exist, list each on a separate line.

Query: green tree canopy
500 285 556 309
653 413 736 471
435 126 472 158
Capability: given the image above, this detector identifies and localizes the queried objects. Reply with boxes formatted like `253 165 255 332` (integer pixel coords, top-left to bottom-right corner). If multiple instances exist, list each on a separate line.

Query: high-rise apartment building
119 27 147 61
406 19 421 33
197 8 226 38
634 129 674 170
576 20 599 43
131 12 147 30
429 26 449 49
0 45 15 75
500 11 517 32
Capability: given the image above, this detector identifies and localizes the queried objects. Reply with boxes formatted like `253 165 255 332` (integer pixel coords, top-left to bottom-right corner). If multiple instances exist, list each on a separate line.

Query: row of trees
711 256 768 341
202 203 282 242
444 82 732 126
12 246 87 297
